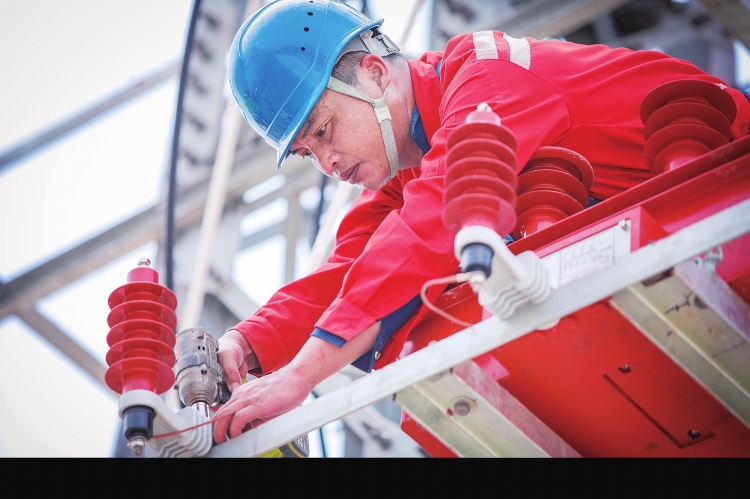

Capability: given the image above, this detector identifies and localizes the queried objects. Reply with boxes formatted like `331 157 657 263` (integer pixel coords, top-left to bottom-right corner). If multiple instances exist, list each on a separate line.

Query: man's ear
359 53 391 91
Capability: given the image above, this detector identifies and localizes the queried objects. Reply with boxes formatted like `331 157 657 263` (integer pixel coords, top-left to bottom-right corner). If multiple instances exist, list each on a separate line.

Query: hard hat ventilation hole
308 12 313 16
301 47 306 51
304 27 309 32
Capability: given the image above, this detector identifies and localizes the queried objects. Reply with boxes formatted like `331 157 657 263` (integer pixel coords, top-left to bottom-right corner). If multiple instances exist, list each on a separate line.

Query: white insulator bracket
455 226 552 320
119 390 213 458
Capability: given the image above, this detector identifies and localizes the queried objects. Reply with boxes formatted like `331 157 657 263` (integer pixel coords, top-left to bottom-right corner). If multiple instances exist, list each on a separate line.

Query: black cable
165 0 203 292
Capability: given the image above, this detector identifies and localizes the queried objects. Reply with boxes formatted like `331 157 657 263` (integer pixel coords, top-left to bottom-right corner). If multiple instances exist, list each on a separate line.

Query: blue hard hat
229 0 382 170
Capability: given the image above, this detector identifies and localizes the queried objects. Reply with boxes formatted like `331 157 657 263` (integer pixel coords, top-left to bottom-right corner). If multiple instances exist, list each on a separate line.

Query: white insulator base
455 226 552 320
119 390 213 458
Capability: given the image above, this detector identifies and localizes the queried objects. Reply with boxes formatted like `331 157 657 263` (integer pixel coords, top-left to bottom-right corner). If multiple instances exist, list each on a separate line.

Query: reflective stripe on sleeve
472 31 498 60
502 32 530 70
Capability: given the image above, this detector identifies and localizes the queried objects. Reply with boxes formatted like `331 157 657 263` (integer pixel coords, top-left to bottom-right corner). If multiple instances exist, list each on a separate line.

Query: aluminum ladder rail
206 198 750 458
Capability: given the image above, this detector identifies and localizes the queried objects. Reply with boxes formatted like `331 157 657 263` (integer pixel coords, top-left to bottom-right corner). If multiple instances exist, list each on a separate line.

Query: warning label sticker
541 221 632 289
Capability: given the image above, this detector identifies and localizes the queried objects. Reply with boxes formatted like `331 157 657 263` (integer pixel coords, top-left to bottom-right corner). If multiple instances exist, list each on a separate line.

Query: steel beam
206 197 750 458
314 374 425 458
485 0 631 39
698 0 750 50
0 61 179 173
0 147 284 321
15 306 108 389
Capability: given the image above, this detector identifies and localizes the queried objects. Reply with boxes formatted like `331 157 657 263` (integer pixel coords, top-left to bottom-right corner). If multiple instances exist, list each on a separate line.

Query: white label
541 221 631 289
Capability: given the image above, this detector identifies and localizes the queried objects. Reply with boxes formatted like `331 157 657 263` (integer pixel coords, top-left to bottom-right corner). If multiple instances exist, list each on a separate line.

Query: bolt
200 363 208 375
127 435 146 456
620 364 631 373
174 384 179 390
688 429 701 439
476 102 491 112
452 397 475 416
618 220 629 231
137 258 151 267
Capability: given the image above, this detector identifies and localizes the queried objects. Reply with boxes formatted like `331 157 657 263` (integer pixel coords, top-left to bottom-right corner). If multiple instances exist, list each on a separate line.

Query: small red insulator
104 260 177 395
443 104 519 236
640 80 736 174
513 147 593 239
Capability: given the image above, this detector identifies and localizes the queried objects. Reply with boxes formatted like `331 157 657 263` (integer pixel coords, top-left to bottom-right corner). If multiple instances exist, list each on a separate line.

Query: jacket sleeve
230 176 406 374
316 47 569 342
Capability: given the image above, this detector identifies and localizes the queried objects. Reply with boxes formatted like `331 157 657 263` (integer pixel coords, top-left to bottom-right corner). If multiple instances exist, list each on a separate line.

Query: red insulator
105 260 177 395
512 147 594 239
443 104 519 236
640 80 736 174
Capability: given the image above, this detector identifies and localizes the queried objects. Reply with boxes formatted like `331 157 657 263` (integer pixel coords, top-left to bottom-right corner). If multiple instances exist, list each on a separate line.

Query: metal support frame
612 256 750 427
394 360 581 457
698 0 750 50
206 197 750 458
314 374 425 457
486 0 631 39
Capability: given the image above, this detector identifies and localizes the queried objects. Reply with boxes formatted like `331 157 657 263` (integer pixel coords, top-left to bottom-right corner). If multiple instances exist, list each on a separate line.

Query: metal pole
178 0 263 329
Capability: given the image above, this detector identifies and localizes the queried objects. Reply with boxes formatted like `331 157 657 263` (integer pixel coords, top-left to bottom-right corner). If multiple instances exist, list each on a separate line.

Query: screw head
688 429 701 439
620 364 631 373
137 258 151 267
618 220 629 231
451 397 476 416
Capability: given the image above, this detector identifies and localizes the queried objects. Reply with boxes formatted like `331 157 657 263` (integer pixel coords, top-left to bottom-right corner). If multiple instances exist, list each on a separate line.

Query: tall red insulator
640 79 736 174
512 147 594 239
443 103 519 237
105 259 177 395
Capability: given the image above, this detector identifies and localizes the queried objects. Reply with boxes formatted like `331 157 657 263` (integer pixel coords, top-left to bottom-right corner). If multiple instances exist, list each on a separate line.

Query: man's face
288 88 392 191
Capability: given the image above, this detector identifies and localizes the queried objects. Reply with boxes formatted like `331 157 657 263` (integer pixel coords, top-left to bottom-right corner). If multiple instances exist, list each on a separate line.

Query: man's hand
212 322 381 445
212 368 312 443
218 330 259 393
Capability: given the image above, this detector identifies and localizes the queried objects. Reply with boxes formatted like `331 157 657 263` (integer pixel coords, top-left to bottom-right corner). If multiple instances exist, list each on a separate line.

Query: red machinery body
400 130 750 457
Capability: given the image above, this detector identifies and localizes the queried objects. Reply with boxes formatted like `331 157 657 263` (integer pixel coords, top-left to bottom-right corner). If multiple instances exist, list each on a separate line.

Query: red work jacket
233 31 750 374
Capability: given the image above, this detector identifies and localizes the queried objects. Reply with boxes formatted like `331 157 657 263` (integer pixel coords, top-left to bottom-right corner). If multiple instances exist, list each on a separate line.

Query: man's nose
316 149 341 178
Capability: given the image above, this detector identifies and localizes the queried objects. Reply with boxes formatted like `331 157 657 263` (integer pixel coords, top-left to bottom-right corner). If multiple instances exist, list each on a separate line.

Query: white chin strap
327 77 400 182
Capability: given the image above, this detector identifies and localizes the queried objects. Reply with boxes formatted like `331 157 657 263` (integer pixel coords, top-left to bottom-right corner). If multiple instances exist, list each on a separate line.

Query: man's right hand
218 330 259 392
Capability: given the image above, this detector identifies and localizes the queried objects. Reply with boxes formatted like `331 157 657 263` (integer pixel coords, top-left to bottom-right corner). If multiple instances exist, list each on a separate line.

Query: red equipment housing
105 262 177 395
398 82 750 457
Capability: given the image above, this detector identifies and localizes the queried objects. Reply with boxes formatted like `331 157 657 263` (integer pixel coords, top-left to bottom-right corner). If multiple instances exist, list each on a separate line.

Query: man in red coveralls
213 0 750 443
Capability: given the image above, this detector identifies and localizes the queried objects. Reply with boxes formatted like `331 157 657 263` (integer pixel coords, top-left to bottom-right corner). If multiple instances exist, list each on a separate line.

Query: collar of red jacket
408 52 444 146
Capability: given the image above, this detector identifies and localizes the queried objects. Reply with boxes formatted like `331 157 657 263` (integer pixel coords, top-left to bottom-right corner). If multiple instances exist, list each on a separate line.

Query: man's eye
316 126 326 138
303 150 311 158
